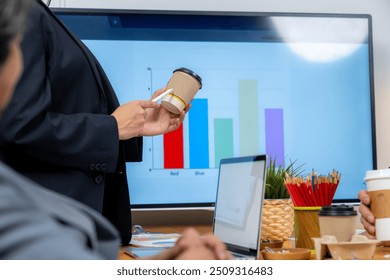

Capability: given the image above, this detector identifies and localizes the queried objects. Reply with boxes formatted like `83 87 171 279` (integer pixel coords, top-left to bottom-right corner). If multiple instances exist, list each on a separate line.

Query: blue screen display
56 10 375 207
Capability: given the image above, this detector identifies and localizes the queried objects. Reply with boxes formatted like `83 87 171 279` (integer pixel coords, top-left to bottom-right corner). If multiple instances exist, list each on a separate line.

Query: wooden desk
120 224 390 260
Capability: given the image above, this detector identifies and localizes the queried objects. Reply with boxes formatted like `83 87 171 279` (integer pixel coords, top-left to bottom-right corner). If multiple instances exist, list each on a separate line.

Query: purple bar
265 109 285 166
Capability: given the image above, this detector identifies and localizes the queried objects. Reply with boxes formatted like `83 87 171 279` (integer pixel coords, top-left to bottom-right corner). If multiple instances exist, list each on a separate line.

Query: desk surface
120 224 390 260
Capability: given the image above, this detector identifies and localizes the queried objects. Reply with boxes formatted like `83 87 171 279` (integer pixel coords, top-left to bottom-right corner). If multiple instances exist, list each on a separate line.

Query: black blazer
0 0 141 244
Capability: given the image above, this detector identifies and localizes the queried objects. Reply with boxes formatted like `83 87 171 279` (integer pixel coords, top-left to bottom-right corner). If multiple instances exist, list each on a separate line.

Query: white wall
50 0 390 169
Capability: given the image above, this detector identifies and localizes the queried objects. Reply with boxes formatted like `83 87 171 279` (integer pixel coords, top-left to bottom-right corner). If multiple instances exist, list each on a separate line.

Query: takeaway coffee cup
161 68 202 114
318 205 357 242
365 169 390 241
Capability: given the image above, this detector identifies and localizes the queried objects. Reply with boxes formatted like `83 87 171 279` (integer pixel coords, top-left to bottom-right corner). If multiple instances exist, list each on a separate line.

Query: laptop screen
213 155 266 253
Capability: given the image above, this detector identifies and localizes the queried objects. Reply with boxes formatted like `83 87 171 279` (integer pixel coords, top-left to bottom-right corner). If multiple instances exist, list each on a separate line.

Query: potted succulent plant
261 158 305 241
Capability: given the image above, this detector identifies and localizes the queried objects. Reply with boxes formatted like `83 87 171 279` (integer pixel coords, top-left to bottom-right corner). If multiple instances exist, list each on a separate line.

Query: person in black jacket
0 0 230 260
0 0 187 245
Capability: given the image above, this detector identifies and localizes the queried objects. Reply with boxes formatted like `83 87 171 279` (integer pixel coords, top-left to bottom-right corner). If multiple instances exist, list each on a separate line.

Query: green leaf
265 157 305 199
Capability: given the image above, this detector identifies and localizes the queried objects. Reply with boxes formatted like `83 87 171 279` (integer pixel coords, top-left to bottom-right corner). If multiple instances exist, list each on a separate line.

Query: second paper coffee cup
318 205 357 242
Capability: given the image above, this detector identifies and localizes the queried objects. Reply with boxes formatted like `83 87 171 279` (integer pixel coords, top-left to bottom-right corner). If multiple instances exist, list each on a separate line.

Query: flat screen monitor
54 9 376 208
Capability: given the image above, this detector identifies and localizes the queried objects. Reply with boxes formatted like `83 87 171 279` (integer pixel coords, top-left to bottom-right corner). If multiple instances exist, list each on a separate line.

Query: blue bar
189 99 210 168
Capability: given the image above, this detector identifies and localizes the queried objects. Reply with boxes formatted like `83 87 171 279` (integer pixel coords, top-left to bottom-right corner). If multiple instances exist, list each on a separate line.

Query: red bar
163 124 184 169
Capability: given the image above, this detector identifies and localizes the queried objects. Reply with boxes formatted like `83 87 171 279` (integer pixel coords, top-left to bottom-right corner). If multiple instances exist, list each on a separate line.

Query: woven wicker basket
261 199 294 240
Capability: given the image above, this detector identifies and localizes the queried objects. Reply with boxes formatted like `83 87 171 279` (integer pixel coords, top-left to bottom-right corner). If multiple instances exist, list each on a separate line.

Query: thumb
139 100 160 109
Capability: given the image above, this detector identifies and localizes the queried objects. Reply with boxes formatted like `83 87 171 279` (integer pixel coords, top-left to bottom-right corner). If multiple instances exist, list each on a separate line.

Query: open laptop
212 154 267 260
125 154 267 259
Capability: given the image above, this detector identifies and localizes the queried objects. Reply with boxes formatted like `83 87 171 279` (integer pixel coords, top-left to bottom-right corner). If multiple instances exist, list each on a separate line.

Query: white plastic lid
364 169 390 181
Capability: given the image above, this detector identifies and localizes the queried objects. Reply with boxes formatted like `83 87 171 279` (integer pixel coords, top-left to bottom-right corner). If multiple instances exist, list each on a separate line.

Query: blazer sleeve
0 200 104 259
0 3 121 172
0 162 120 259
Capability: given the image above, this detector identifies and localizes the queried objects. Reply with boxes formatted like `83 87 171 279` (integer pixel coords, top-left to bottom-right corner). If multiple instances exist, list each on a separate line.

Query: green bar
239 79 259 156
214 119 234 167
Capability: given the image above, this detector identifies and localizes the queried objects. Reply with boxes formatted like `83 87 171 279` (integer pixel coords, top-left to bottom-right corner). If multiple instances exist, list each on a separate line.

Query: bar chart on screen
83 40 293 204
82 37 373 205
147 67 286 171
85 40 291 176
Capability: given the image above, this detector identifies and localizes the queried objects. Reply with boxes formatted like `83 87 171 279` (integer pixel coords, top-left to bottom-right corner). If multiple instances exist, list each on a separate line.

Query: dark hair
0 0 31 65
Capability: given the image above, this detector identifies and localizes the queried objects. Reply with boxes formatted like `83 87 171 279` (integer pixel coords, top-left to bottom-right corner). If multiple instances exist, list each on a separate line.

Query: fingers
359 202 375 226
141 228 232 260
358 190 376 235
141 97 189 136
358 190 374 223
358 190 370 205
360 216 376 236
179 109 186 123
175 228 232 260
140 228 199 260
139 100 160 109
201 233 233 260
150 87 168 100
111 100 160 139
166 118 181 133
175 228 202 250
175 245 218 260
166 106 187 132
183 103 192 113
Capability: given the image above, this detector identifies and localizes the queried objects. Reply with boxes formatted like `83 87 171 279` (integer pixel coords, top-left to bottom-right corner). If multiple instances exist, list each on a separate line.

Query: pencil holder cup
294 207 321 249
